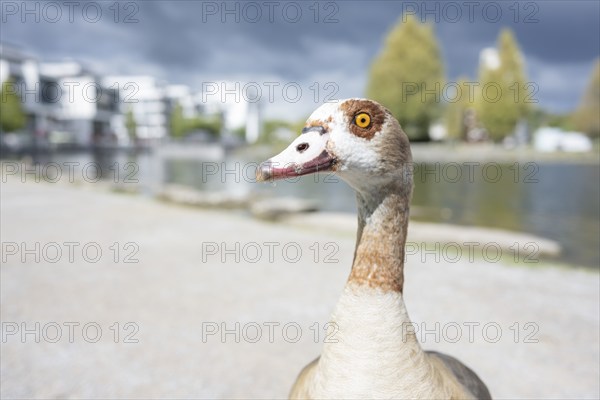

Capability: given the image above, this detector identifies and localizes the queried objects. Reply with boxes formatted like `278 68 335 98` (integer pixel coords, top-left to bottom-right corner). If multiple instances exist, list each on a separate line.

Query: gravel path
1 181 599 399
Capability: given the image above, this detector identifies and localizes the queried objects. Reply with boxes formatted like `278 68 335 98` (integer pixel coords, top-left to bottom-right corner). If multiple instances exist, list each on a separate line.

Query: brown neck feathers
348 185 410 293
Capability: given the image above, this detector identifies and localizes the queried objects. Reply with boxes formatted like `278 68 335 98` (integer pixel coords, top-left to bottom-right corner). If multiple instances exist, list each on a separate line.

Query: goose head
257 98 413 196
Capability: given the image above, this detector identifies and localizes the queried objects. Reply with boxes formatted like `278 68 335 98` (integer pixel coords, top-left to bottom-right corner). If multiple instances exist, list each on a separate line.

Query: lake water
163 154 599 268
7 149 599 269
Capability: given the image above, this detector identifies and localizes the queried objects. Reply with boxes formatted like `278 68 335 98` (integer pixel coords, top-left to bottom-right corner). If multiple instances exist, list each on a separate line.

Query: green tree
0 79 26 133
572 58 600 138
444 77 475 140
187 115 222 136
125 107 137 142
170 102 186 138
169 101 222 138
257 119 302 144
476 29 531 141
367 14 445 140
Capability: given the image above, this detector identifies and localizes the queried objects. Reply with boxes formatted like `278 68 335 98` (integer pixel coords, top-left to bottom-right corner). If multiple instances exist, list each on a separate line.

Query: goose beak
256 127 336 182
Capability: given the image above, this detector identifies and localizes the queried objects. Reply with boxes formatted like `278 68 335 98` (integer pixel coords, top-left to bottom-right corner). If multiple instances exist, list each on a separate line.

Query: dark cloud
1 0 598 116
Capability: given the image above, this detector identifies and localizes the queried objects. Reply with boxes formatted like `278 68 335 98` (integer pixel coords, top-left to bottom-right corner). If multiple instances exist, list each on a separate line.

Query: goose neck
348 184 411 293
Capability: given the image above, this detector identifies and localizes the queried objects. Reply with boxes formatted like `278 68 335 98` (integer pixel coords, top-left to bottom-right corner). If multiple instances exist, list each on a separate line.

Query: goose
257 98 491 400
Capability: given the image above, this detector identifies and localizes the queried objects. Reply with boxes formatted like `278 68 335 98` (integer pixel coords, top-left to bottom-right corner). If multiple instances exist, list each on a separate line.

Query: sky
1 0 599 120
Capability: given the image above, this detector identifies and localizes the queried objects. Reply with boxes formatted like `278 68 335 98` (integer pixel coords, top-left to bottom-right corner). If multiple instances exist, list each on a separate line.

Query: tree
186 115 222 136
444 77 476 140
367 14 445 140
170 102 186 138
0 79 26 133
476 29 531 141
169 101 222 139
257 119 305 144
572 58 600 138
125 107 137 142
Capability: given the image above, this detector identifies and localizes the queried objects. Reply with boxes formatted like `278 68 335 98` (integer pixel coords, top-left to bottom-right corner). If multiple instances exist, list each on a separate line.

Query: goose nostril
296 143 309 153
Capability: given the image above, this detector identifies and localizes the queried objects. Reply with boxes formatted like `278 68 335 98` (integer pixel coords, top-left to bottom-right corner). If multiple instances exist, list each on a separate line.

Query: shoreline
2 141 599 166
1 158 596 269
409 142 600 164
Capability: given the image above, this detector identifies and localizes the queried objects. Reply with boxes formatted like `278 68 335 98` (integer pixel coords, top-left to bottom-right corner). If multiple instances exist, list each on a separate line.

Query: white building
164 84 198 119
2 43 262 146
200 80 262 143
38 61 120 146
1 43 121 147
103 75 168 142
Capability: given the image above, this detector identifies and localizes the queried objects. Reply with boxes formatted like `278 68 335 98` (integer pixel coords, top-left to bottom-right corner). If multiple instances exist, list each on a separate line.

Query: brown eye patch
340 99 387 140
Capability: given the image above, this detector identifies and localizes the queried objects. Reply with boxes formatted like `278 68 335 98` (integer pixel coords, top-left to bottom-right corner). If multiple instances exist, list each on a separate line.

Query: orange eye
354 113 371 128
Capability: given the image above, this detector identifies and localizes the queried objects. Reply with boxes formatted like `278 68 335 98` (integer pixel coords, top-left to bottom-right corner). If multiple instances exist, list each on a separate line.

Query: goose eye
354 113 371 128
